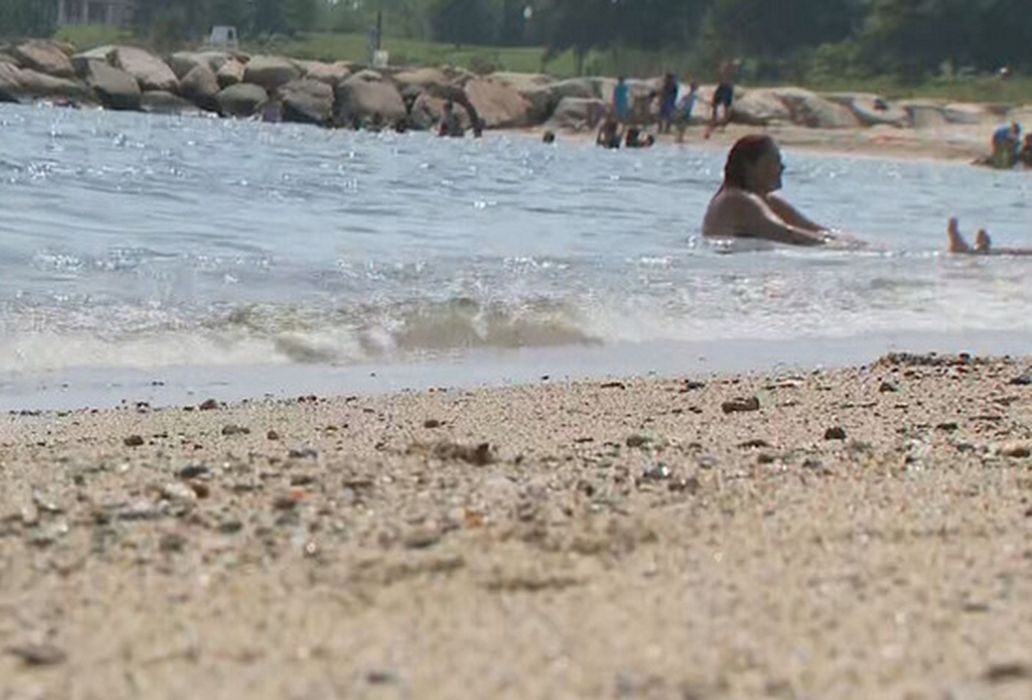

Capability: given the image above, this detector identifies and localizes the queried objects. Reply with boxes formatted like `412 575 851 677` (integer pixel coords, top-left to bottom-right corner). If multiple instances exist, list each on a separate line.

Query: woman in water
703 135 853 246
947 218 1032 256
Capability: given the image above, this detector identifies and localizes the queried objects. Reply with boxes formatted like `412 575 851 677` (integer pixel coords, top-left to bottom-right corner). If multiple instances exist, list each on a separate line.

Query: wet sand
1 353 1031 699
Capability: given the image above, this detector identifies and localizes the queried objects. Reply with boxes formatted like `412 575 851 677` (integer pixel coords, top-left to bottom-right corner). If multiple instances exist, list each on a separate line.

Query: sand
527 121 1000 164
1 353 1031 699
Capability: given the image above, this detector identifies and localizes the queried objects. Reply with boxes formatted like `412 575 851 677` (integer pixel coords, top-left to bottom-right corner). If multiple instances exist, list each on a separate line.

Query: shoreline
518 120 1000 164
6 329 1032 413
2 39 1026 166
1 352 1030 698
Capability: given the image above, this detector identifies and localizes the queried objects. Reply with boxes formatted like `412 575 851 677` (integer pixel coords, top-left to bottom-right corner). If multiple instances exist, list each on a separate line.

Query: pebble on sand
177 464 211 480
626 434 653 448
123 434 144 447
824 427 848 441
403 526 443 549
640 464 671 481
6 643 67 666
414 440 496 466
722 397 761 414
997 442 1031 459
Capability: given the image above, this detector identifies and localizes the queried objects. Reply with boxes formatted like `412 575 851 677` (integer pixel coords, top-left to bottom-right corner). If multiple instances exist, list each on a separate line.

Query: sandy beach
1 353 1030 699
526 120 1006 164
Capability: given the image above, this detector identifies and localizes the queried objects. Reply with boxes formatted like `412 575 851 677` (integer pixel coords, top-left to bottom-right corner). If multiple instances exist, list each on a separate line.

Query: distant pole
376 10 383 51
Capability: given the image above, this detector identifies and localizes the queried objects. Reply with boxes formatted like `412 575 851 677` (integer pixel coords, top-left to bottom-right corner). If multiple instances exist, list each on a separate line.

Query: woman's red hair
721 134 775 191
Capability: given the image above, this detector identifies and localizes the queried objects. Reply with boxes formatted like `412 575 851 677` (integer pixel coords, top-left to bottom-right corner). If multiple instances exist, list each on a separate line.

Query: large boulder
546 96 607 131
140 90 203 116
216 83 268 117
180 64 220 111
825 93 907 128
589 77 618 103
730 88 792 126
303 61 351 85
216 59 246 88
488 72 552 92
0 63 92 104
517 85 557 124
548 78 596 103
489 73 556 123
393 67 451 92
773 87 861 129
71 45 116 69
463 78 532 128
334 74 406 126
79 60 141 110
409 92 472 131
278 79 333 125
168 51 230 79
409 92 444 131
942 102 997 125
12 41 75 78
899 100 948 129
243 55 301 91
348 69 384 83
112 46 178 92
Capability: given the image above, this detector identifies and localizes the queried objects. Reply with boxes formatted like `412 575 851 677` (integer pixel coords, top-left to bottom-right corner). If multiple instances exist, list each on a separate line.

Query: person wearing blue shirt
991 121 1021 168
613 77 630 124
676 81 700 143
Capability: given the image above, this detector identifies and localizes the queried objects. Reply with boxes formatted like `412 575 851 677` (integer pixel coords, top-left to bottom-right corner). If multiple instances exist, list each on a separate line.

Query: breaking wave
0 298 601 373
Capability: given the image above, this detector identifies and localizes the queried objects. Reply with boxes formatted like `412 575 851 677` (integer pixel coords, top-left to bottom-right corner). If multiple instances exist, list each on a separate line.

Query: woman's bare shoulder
704 189 767 234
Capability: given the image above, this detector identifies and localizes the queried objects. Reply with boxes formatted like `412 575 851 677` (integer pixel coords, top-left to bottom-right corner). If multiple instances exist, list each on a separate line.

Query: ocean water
1 103 1030 408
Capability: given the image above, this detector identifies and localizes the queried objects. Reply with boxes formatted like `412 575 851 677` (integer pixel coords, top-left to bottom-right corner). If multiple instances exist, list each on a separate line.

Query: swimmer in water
947 218 1032 256
703 135 859 247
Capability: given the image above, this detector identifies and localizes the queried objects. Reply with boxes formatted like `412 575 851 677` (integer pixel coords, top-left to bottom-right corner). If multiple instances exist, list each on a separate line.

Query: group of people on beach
704 133 1030 256
989 121 1032 169
597 60 740 150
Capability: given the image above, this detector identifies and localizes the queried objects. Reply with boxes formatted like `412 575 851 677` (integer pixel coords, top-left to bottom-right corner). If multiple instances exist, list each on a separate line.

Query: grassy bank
53 25 1032 106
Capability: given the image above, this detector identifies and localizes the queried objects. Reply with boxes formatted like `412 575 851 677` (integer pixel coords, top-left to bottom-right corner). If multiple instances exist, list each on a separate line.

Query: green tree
0 0 58 37
860 0 980 80
253 0 289 35
210 0 251 27
285 0 319 32
860 0 1032 77
497 0 531 46
533 0 623 74
614 0 710 50
133 0 212 46
969 0 1032 70
428 0 502 45
701 0 866 59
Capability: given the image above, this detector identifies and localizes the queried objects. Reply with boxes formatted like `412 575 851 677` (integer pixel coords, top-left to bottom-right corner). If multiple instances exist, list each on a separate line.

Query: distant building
57 0 135 28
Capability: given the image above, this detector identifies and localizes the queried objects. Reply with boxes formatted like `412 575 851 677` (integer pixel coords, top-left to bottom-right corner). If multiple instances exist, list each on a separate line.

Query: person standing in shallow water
703 135 858 247
706 59 739 139
658 73 679 134
596 117 622 149
612 76 630 125
676 81 699 144
438 100 464 138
